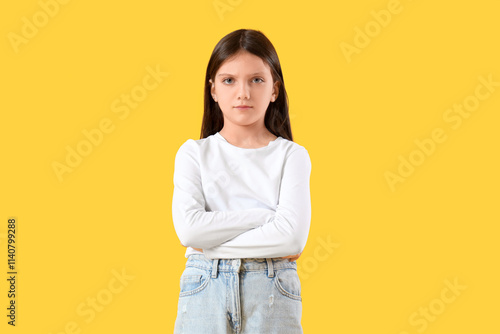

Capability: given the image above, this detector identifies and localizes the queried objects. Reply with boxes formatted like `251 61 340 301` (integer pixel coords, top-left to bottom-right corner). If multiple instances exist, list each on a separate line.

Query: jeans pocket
274 268 302 301
179 266 211 297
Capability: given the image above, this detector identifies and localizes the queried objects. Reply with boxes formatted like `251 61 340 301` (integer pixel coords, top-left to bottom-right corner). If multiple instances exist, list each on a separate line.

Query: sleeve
172 139 276 249
203 147 312 259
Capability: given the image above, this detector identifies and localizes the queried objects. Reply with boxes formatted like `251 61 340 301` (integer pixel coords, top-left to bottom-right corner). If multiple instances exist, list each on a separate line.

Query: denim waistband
186 254 297 279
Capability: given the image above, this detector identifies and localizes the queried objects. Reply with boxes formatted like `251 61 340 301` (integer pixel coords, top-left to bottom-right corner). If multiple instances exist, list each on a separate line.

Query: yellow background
1 0 499 333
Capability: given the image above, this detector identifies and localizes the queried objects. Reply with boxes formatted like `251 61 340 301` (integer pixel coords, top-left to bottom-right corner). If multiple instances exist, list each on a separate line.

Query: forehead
217 52 271 76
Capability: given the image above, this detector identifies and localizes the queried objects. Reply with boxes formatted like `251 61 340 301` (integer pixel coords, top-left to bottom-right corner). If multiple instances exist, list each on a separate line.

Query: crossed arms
172 139 312 259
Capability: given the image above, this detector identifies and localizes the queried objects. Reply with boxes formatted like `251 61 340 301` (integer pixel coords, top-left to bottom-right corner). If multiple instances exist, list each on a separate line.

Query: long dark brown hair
200 29 293 141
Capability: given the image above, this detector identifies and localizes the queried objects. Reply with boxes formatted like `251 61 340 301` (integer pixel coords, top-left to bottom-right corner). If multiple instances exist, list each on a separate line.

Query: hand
181 242 203 253
280 251 303 262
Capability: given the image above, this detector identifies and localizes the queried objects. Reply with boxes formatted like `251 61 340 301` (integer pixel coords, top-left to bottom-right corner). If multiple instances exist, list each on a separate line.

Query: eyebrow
217 72 266 77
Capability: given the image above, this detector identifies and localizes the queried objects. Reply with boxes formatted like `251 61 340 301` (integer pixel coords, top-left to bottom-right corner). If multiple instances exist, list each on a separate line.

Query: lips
234 105 252 108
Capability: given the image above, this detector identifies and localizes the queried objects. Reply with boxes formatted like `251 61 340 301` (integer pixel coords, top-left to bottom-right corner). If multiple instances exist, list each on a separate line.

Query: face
209 51 279 129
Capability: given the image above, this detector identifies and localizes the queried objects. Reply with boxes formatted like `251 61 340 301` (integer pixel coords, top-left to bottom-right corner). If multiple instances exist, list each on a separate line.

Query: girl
172 28 312 334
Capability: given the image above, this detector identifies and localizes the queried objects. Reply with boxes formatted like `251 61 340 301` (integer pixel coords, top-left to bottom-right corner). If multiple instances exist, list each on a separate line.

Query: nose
237 81 250 100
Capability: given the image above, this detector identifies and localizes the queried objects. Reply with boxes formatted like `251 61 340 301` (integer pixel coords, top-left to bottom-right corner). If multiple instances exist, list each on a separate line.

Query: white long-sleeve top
172 131 312 259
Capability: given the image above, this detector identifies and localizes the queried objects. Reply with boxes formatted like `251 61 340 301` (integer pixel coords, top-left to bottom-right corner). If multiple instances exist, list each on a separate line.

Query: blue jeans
174 254 303 334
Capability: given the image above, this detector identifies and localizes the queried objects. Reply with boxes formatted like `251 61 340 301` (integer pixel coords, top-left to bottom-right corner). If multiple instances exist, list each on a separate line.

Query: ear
271 81 280 102
209 79 217 102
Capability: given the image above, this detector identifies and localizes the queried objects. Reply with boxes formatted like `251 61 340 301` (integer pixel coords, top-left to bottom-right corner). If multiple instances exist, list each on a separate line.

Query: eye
221 77 264 84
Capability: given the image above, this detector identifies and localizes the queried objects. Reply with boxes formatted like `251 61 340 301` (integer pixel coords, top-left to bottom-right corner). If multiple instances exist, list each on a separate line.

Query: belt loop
211 259 219 278
266 258 274 278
